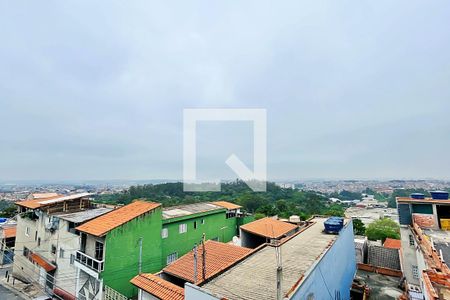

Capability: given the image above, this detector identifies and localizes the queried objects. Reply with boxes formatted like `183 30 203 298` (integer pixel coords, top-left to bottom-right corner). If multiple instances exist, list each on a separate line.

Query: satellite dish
232 236 240 246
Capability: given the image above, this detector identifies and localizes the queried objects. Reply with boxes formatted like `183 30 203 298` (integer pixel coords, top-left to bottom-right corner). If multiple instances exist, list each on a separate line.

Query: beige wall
13 211 82 296
13 215 42 284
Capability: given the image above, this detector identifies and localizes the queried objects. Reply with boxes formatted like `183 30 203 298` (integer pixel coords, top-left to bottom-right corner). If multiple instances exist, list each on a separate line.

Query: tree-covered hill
96 180 345 220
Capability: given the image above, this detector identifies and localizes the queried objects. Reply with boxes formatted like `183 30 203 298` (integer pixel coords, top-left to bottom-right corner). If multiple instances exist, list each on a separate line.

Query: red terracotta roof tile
76 201 161 236
163 240 252 284
31 253 56 272
383 238 401 250
130 273 184 300
240 217 297 239
213 201 242 210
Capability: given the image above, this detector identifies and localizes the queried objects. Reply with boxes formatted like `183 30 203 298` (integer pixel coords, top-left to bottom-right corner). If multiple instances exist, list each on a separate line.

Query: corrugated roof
213 201 242 210
16 195 62 209
76 201 161 236
162 203 224 220
240 217 297 239
31 193 59 199
383 238 402 250
55 208 112 223
163 240 253 284
31 253 56 272
3 226 16 239
16 193 92 209
130 273 184 300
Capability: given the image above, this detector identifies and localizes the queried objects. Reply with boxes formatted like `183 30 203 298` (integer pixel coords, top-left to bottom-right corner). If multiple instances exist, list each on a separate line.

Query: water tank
410 193 425 199
0 217 7 224
324 217 344 233
430 191 449 200
289 215 301 223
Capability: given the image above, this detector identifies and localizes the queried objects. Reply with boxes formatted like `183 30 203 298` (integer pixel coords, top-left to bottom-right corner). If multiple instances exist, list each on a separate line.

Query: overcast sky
1 1 450 182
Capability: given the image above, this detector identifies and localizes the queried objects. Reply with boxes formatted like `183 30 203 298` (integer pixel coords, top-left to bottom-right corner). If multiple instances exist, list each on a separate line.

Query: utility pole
193 244 198 283
138 237 143 274
275 241 283 300
201 233 206 281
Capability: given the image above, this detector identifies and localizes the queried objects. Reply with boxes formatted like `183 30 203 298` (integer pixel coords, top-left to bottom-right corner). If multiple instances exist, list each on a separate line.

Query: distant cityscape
1 179 449 202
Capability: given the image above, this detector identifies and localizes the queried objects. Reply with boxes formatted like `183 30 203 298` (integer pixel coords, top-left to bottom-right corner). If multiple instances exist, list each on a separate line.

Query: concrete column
432 204 440 229
75 268 80 298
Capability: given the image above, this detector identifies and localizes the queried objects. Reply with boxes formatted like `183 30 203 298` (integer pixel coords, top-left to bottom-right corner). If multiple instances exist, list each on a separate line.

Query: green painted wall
160 212 254 268
101 207 163 298
99 207 254 298
412 204 433 214
161 211 234 268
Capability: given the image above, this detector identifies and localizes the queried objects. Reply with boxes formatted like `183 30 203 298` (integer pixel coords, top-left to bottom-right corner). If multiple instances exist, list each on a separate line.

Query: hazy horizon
1 1 450 181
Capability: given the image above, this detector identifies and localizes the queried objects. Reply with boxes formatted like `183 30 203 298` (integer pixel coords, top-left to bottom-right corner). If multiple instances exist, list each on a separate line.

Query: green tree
254 213 266 220
366 218 400 242
324 204 345 217
352 218 366 236
0 201 17 218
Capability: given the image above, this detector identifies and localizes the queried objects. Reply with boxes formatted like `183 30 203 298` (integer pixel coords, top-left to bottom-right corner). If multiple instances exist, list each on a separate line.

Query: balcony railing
75 251 104 273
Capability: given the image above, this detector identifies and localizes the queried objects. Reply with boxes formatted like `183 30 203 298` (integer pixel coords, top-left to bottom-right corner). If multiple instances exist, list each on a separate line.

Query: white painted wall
139 289 159 300
185 283 220 300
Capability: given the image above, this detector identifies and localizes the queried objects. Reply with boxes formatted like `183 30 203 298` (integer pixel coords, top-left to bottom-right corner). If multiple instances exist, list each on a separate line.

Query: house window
51 245 57 254
23 247 30 257
59 248 64 258
95 241 104 261
409 234 415 246
70 254 75 265
161 228 168 239
37 237 41 246
412 265 419 279
194 221 197 230
179 224 187 234
25 227 30 237
201 219 205 225
167 252 178 265
34 231 38 241
68 222 76 234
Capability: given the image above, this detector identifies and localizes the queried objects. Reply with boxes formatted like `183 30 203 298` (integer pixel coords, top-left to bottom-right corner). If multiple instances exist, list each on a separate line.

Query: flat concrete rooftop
202 217 344 300
162 202 224 220
355 270 403 300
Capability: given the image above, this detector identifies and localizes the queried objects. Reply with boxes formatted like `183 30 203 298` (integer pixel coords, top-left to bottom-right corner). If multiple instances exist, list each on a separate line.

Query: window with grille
412 265 419 279
409 235 415 246
167 252 178 265
59 248 65 258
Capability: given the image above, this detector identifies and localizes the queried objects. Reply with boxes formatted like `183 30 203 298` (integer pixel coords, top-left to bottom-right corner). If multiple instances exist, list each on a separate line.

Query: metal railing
75 251 104 272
